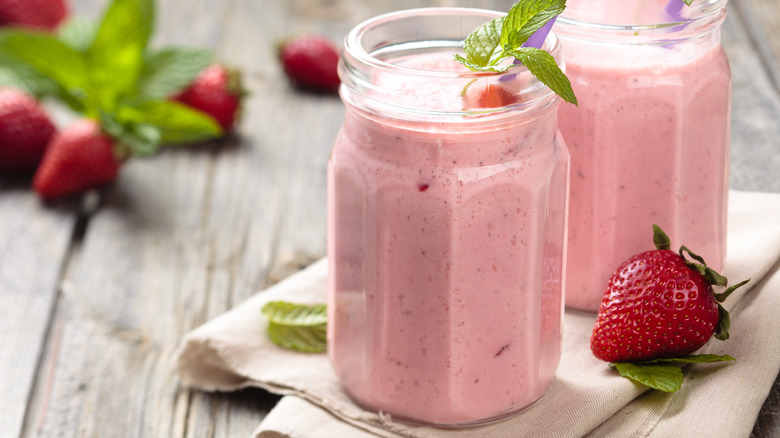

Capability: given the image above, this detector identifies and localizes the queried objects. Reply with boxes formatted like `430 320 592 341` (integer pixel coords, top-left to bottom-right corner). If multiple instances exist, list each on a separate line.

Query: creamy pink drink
327 9 569 426
556 0 731 311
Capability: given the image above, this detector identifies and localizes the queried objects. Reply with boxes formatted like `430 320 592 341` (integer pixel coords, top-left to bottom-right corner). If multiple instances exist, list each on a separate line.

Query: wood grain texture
726 0 780 193
0 177 76 438
2 0 778 437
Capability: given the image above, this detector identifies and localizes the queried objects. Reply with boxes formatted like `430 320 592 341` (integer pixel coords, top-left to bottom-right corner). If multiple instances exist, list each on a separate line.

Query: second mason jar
327 8 570 426
556 0 731 312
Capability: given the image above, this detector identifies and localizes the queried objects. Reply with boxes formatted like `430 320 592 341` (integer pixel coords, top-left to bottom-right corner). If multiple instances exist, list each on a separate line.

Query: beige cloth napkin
174 190 780 438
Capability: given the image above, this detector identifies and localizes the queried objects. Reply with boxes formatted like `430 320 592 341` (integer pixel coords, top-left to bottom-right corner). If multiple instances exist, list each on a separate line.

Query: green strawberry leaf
508 47 577 105
714 278 750 303
682 0 694 5
137 47 213 100
261 301 327 353
87 0 155 110
58 17 97 53
612 362 683 393
652 224 671 250
116 100 223 145
714 303 731 340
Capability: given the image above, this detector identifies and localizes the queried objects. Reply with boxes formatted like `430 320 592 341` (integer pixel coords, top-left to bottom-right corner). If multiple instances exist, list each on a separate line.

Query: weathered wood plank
721 2 780 193
0 176 76 438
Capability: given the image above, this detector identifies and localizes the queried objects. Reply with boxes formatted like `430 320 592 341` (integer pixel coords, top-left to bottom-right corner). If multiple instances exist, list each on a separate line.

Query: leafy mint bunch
0 0 222 157
454 0 577 105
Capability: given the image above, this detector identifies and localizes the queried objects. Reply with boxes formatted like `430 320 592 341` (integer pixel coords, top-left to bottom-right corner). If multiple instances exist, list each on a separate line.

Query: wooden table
2 0 778 436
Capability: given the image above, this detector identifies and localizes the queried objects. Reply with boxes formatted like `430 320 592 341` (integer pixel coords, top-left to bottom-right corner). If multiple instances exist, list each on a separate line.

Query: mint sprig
261 301 327 353
611 354 736 392
454 0 577 105
0 0 223 156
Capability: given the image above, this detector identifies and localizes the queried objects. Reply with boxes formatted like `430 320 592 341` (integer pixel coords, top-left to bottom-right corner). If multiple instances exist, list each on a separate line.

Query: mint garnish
261 301 327 353
611 354 735 392
454 0 577 105
0 0 223 156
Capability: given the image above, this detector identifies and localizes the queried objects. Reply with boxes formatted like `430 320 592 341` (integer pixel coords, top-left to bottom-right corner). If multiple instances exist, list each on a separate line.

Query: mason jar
556 0 731 312
327 8 570 426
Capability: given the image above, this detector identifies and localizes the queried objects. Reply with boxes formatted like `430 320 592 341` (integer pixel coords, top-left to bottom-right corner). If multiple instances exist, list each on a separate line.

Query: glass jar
555 0 731 312
327 8 570 427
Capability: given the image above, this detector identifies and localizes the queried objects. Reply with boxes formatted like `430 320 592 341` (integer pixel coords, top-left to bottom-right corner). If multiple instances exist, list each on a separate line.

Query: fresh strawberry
33 119 123 200
173 64 243 132
477 84 519 108
278 34 340 92
0 0 68 31
0 87 56 173
591 225 748 363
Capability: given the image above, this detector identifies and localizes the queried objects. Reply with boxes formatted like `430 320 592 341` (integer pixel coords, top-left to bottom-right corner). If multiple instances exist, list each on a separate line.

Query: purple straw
664 0 686 21
500 17 556 81
524 17 556 49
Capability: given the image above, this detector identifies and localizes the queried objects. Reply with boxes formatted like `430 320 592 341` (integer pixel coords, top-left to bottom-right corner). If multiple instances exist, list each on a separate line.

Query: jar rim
345 7 519 80
340 7 564 121
557 0 727 31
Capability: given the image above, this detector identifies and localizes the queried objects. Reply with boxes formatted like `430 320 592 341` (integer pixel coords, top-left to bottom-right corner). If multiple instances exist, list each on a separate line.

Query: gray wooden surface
0 0 778 437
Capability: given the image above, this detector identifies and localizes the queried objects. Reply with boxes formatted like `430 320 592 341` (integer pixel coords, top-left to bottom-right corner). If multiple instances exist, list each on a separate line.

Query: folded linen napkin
174 190 780 438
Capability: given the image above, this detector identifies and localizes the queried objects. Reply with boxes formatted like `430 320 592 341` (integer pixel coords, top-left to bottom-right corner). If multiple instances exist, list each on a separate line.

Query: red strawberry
173 64 243 132
477 84 519 108
33 119 123 200
0 0 68 31
278 34 340 92
0 87 56 173
590 225 748 363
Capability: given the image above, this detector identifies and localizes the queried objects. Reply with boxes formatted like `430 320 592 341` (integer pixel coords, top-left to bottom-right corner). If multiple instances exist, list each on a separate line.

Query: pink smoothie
557 6 731 311
328 49 569 425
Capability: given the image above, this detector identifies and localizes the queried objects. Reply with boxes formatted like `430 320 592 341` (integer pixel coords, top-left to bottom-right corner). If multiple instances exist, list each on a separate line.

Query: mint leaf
509 47 577 105
87 0 155 110
612 355 735 392
612 362 683 393
682 0 694 5
116 100 223 145
137 48 213 99
455 0 577 105
0 55 59 97
100 111 161 157
261 301 327 353
0 30 90 94
637 354 736 365
58 17 96 53
501 0 566 49
461 16 505 70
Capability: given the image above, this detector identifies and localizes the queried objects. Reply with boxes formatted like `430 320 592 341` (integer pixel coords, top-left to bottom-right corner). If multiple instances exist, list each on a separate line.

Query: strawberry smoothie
327 9 569 426
556 0 731 311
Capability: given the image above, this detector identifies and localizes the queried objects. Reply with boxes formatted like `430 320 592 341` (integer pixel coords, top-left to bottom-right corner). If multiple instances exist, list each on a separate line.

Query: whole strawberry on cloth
0 87 55 173
0 0 68 31
590 225 749 392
